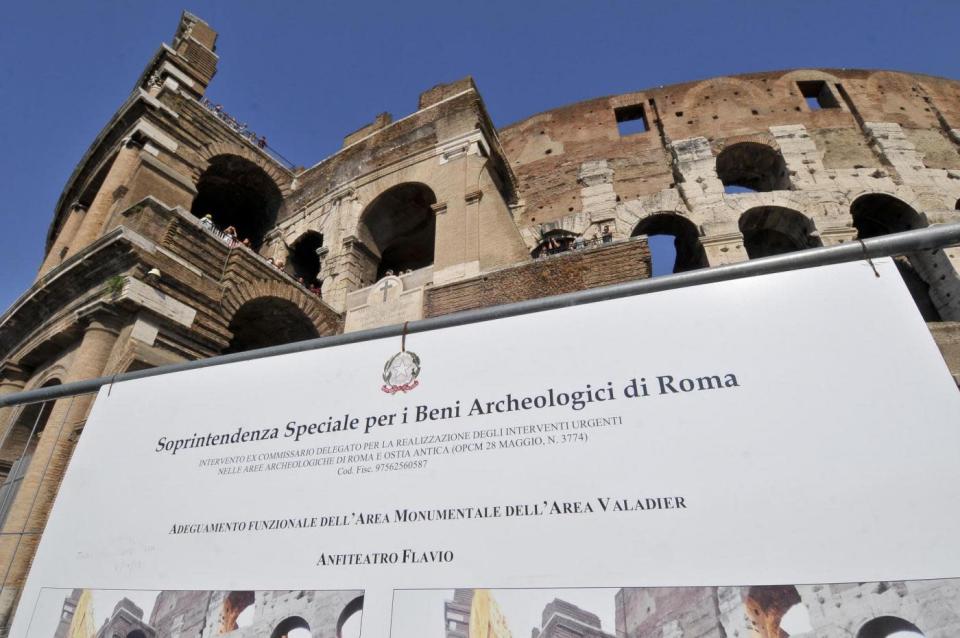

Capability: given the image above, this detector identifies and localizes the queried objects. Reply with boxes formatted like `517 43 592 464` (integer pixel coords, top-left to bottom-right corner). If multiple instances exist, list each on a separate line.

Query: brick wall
424 237 650 317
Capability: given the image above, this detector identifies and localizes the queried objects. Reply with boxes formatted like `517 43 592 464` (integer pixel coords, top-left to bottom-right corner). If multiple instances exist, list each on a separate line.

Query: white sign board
11 259 960 638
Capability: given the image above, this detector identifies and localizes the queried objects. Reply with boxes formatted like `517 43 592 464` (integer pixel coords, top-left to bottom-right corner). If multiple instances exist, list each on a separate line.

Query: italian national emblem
382 322 420 394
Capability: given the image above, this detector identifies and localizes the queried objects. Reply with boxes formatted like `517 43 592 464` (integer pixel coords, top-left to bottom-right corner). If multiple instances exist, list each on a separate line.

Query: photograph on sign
394 581 957 637
27 589 364 638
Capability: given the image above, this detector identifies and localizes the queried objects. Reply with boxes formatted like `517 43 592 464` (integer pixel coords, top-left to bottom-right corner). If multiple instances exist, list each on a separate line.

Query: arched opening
270 616 310 638
632 213 706 275
225 297 319 354
220 591 255 633
857 616 925 638
287 231 324 285
126 631 147 638
358 183 436 281
337 595 364 638
716 142 790 193
191 155 283 249
0 379 62 471
851 194 924 238
851 193 953 321
739 206 821 259
954 198 959 211
744 586 805 637
533 230 577 258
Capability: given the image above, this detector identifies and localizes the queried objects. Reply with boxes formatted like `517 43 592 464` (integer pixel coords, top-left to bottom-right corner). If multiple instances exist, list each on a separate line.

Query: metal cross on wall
378 279 397 302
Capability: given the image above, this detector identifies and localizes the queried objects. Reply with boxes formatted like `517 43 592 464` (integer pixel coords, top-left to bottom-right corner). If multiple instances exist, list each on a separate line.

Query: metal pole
1 223 958 408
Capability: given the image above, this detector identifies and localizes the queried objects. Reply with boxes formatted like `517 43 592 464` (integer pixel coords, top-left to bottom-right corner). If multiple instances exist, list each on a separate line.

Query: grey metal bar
2 223 958 409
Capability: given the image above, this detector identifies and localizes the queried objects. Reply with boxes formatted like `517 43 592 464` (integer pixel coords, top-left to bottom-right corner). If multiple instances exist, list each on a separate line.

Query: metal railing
1 222 957 409
197 98 297 170
0 222 955 626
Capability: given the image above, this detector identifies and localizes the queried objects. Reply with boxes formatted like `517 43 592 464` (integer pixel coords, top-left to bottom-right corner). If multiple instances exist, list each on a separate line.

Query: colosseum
0 9 958 633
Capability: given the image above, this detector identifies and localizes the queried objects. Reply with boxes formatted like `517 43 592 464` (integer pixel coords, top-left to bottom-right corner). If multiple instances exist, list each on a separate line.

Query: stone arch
851 193 958 320
25 366 68 393
357 182 437 279
191 154 284 249
777 69 845 96
851 193 926 236
223 279 341 337
779 69 844 83
533 229 577 257
337 595 364 638
744 585 806 638
716 142 790 193
270 616 310 638
196 142 293 194
739 206 821 258
681 76 769 111
0 379 62 464
522 214 590 252
224 296 321 354
287 230 324 285
126 631 147 638
631 212 706 274
857 616 925 638
220 591 255 633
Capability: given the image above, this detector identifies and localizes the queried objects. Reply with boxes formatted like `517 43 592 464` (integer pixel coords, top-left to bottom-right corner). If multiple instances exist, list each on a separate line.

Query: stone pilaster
670 137 724 208
700 230 747 266
37 204 87 278
578 160 618 225
770 124 826 188
863 122 925 185
67 140 143 257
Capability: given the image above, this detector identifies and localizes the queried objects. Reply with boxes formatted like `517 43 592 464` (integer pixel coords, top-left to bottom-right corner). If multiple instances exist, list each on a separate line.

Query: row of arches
193 153 953 357
189 156 437 286
217 592 362 638
182 144 830 275
542 193 948 320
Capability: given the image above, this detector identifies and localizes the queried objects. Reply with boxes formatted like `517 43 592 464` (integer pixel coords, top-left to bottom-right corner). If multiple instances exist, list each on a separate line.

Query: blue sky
1 1 958 308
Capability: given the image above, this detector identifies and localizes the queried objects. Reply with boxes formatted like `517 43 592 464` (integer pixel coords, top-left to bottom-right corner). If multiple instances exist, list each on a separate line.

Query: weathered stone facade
0 10 959 633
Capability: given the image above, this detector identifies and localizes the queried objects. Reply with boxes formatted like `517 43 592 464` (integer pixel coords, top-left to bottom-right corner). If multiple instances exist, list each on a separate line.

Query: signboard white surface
11 258 960 638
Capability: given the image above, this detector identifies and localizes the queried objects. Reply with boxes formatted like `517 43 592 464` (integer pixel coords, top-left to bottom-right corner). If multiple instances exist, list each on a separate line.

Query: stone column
0 305 122 632
36 204 87 278
67 140 143 256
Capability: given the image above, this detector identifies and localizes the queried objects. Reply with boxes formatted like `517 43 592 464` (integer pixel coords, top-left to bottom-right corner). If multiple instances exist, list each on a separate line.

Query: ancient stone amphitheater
0 10 957 632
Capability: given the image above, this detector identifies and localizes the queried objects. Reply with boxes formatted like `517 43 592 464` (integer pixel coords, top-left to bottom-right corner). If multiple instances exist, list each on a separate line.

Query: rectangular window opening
615 104 649 136
797 81 840 110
